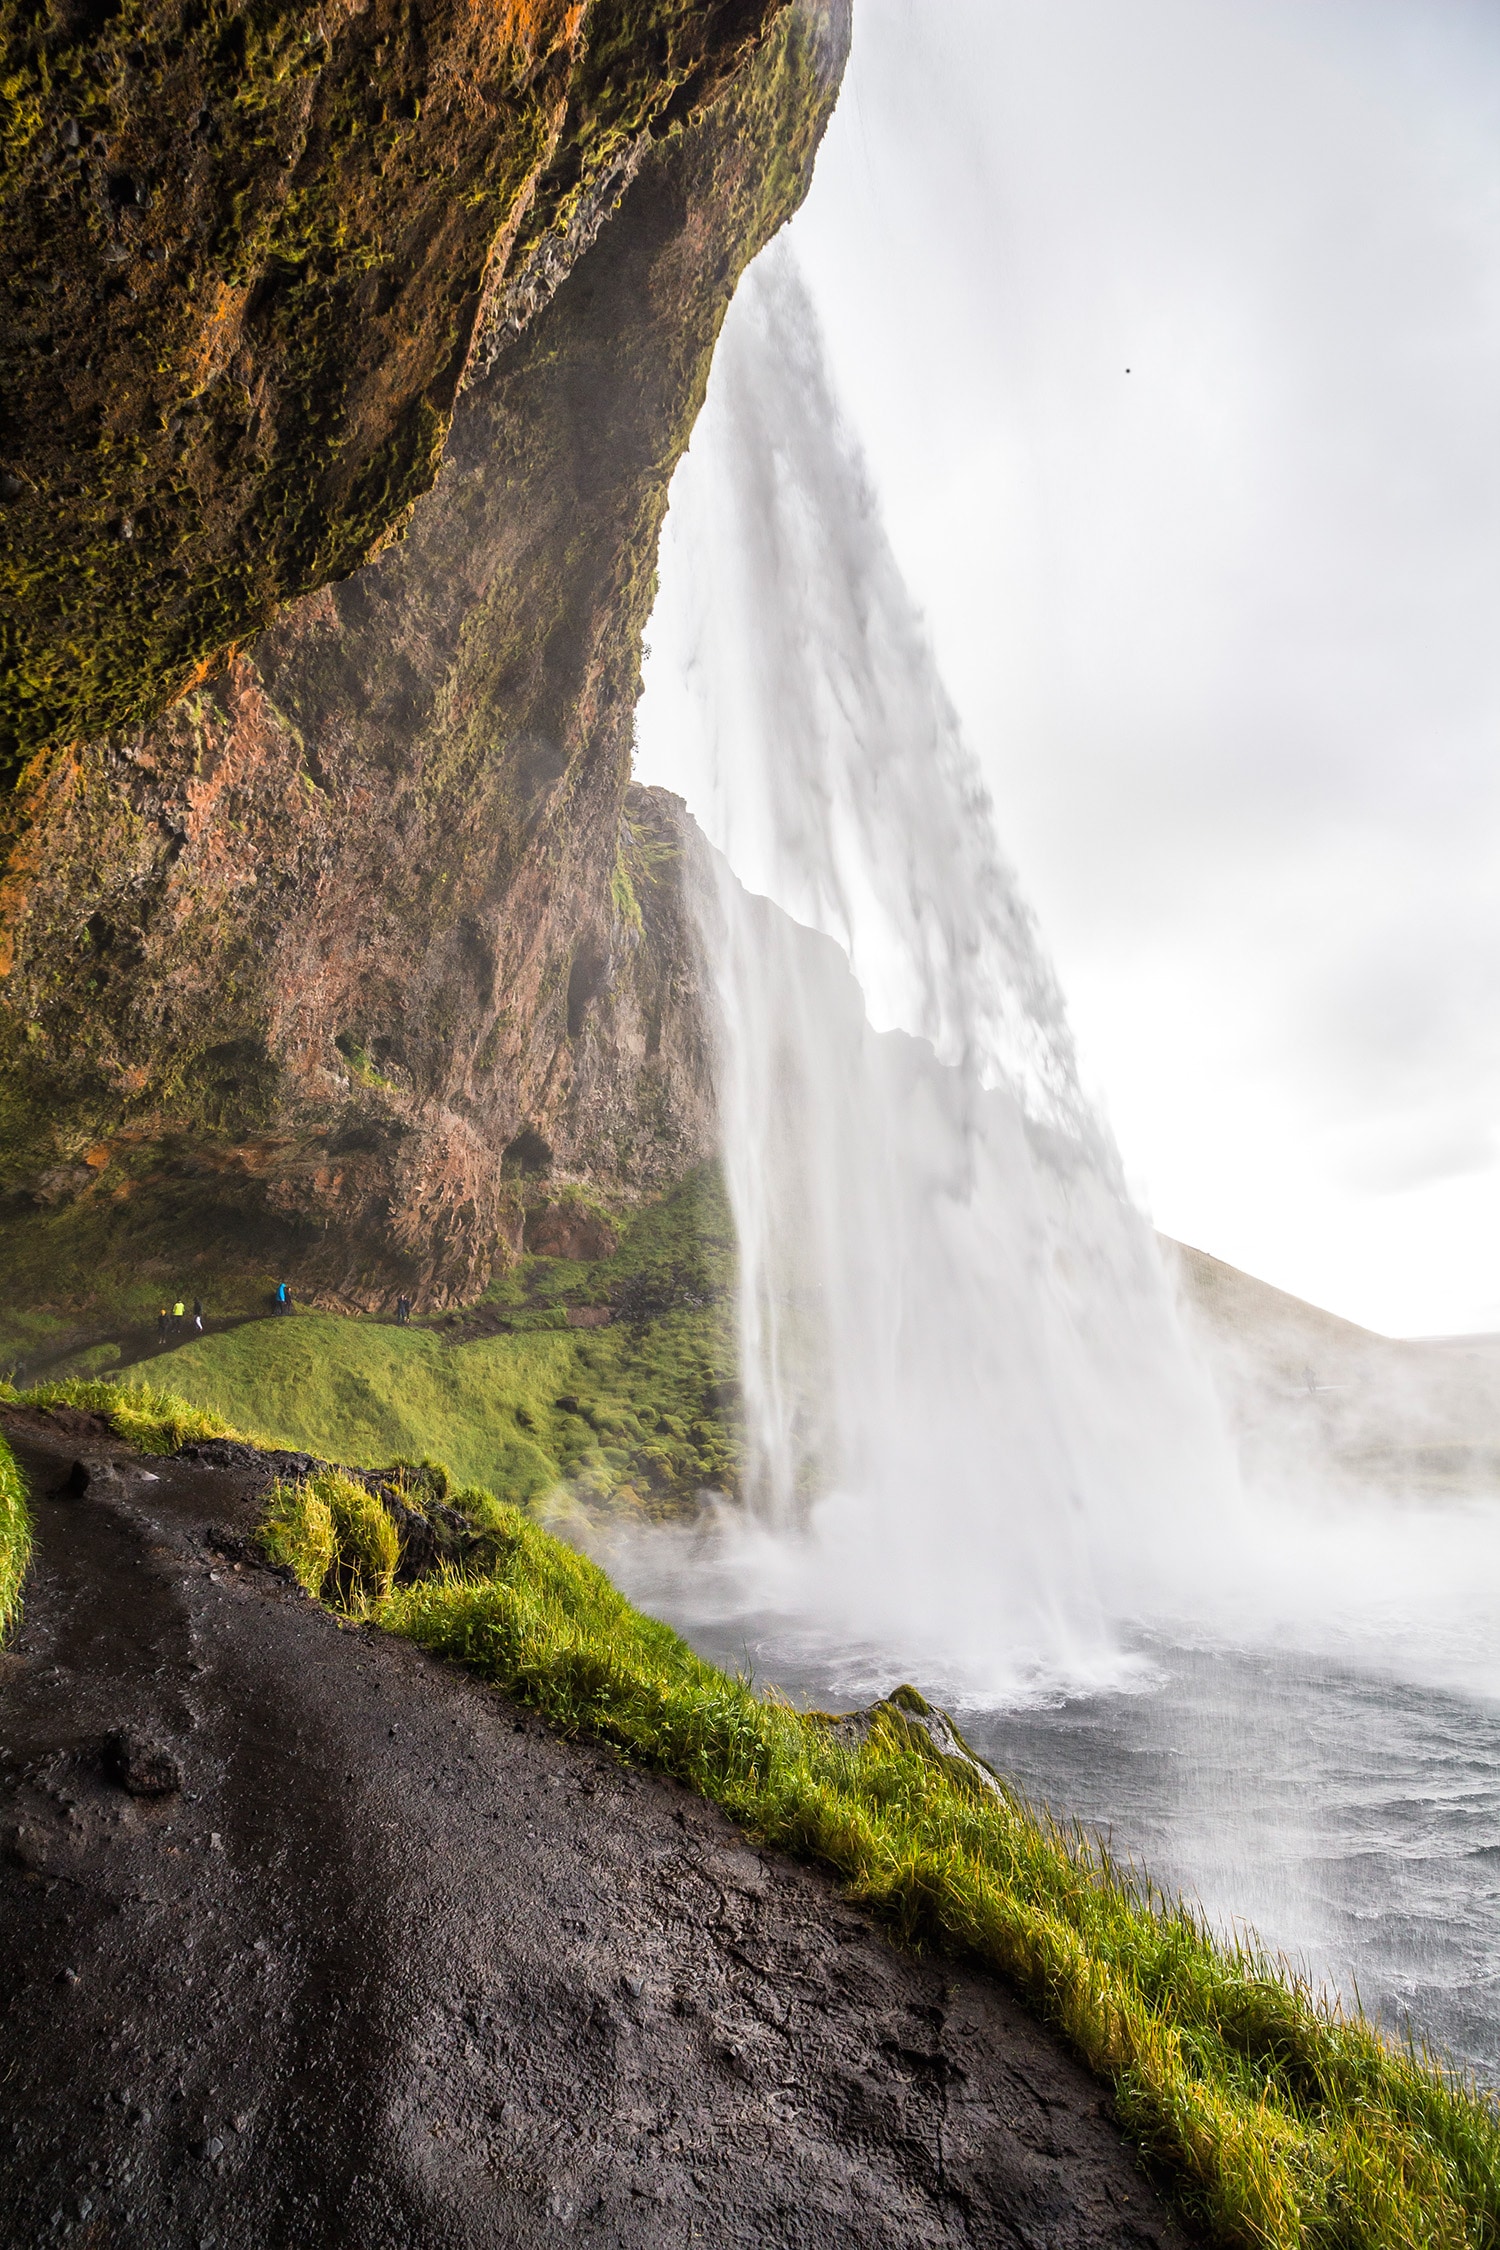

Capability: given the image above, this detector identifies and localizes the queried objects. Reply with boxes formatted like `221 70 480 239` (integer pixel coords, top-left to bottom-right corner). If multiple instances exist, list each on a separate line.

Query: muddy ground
0 1406 1189 2249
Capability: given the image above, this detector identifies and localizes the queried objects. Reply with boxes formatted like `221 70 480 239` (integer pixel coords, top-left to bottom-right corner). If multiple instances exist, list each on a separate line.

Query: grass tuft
322 1472 400 1614
259 1475 339 1600
0 1432 31 1642
260 1466 399 1614
8 1376 241 1455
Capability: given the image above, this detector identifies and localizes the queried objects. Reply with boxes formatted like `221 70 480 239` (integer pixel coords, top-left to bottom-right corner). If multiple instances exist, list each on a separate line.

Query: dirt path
1 1407 1188 2250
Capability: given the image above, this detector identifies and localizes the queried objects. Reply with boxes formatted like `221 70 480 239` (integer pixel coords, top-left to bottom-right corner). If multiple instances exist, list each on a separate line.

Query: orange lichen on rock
499 0 586 62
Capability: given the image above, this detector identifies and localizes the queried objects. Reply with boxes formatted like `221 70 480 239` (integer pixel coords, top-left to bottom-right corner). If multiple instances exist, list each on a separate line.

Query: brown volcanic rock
0 6 848 1309
525 1198 621 1263
0 0 786 771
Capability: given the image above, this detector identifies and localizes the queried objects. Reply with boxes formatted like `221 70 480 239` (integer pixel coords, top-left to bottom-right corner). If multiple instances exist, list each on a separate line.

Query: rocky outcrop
0 0 788 772
0 4 849 1312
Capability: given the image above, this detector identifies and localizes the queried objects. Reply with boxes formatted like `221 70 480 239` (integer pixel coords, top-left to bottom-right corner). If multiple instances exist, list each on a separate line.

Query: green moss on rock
0 6 848 1310
0 0 789 774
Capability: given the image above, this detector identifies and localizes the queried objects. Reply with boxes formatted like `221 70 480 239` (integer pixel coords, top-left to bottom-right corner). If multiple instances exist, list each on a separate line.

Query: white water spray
636 250 1247 1704
623 240 1500 2077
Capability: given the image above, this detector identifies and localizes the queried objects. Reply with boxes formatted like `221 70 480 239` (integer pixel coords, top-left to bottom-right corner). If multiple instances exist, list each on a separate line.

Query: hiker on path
172 1300 186 1336
395 1293 410 1326
275 1281 291 1314
192 1298 205 1335
157 1308 169 1344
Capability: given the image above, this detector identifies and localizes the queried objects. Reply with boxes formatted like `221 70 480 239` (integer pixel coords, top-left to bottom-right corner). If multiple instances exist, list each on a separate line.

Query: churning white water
630 247 1500 2073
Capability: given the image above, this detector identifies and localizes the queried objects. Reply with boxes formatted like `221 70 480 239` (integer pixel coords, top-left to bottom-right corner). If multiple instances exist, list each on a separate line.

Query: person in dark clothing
395 1294 410 1327
192 1298 205 1335
157 1307 170 1344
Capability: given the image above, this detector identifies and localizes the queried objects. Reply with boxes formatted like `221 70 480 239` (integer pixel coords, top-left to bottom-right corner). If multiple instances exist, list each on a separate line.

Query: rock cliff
0 2 850 1321
0 0 790 770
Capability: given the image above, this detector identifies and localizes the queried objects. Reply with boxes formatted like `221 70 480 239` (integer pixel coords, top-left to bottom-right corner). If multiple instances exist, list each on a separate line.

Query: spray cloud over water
628 241 1500 2072
634 249 1246 1705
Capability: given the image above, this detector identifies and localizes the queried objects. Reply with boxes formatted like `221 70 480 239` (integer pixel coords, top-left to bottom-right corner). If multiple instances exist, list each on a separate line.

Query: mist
629 247 1500 1710
626 2 1500 2073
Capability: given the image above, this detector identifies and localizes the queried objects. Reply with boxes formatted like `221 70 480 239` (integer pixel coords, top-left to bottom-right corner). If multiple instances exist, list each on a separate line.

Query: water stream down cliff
633 248 1245 1704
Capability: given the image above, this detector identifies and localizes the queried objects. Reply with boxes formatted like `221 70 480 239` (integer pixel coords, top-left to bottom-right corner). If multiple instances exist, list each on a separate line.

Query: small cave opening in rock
502 1127 553 1179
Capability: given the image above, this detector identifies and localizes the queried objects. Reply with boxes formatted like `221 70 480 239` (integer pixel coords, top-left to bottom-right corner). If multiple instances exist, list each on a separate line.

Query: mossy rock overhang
0 5 851 1311
0 0 787 779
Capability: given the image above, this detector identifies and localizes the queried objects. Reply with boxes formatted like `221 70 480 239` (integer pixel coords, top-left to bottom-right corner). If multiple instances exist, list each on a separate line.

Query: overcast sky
643 0 1500 1337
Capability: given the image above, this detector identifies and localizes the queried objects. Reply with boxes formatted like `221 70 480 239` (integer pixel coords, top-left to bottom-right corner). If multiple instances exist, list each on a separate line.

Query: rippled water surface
966 1650 1500 2082
669 1617 1500 2082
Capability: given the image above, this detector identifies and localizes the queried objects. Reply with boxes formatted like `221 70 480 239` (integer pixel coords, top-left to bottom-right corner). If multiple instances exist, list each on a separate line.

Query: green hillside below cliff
16 1165 742 1517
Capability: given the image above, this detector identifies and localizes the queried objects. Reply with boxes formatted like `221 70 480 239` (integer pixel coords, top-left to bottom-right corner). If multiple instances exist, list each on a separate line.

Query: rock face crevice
0 2 850 1311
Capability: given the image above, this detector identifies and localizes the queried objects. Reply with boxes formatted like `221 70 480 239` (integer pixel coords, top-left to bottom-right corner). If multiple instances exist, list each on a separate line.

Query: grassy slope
0 1431 30 1641
140 1309 733 1513
2 1161 742 1512
91 1169 741 1514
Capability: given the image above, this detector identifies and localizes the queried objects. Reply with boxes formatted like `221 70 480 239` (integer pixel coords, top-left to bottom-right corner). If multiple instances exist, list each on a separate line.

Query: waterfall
625 247 1500 2086
634 246 1245 1706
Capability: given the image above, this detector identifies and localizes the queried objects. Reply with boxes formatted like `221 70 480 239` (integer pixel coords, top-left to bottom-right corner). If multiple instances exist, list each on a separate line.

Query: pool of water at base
669 1619 1500 2084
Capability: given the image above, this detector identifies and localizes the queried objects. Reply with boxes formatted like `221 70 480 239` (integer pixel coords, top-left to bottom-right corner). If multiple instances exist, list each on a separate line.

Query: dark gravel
0 1405 1190 2249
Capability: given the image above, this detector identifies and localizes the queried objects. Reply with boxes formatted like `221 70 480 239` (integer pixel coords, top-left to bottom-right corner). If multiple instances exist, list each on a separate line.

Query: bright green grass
1 1165 741 1508
132 1305 736 1513
287 1477 1497 2250
0 1432 31 1642
4 1376 238 1456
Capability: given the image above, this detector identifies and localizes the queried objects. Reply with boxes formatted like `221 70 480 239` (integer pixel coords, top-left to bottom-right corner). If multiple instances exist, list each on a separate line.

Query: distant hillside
1163 1238 1500 1500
